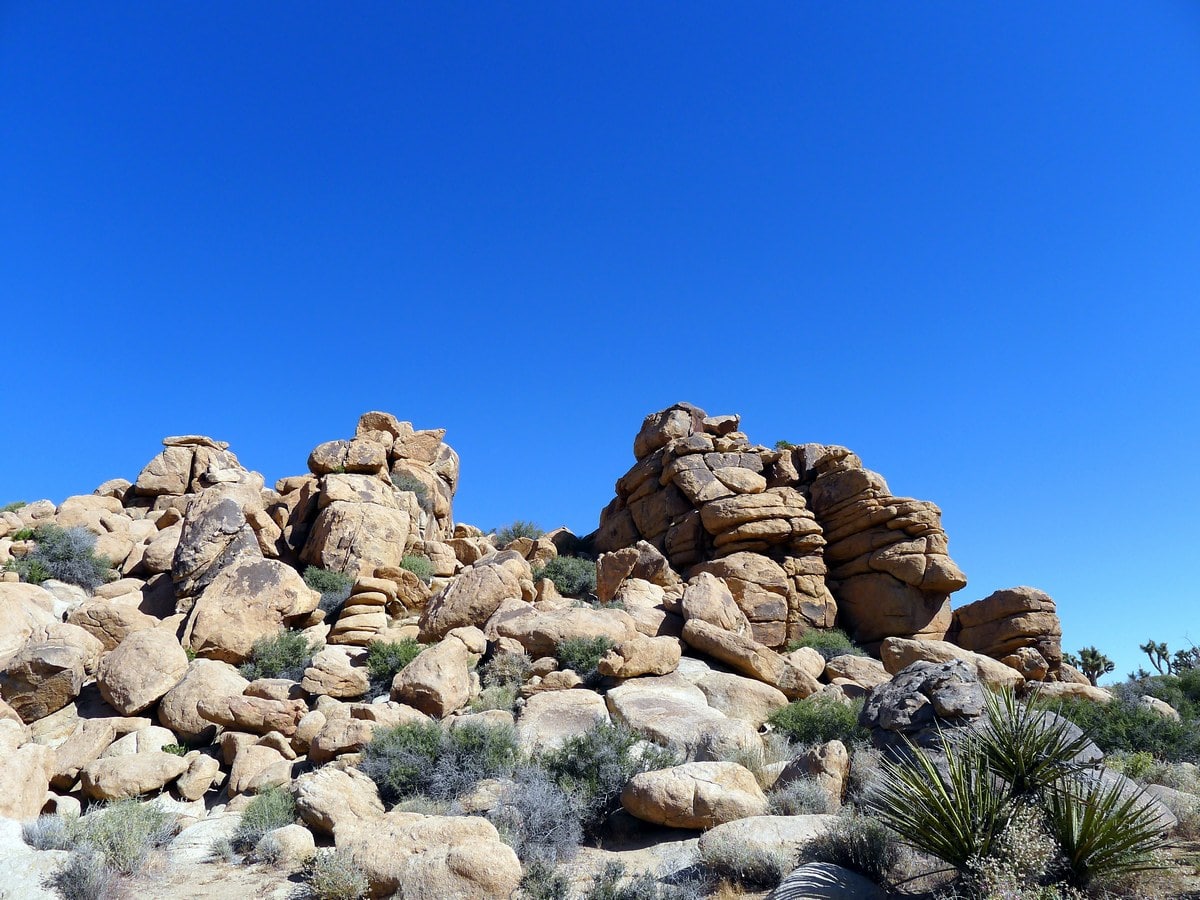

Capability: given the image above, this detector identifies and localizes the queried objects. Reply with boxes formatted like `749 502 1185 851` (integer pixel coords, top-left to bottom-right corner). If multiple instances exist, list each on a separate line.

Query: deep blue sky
3 3 1198 680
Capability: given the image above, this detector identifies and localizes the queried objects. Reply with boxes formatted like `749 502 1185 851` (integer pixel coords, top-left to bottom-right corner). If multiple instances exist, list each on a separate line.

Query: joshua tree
1140 640 1173 675
1077 646 1114 686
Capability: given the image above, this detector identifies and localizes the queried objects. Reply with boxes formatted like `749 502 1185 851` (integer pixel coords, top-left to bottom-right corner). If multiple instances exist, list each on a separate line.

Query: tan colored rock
823 654 890 689
1139 695 1181 720
67 600 159 651
303 647 370 698
97 628 189 715
228 744 289 795
0 583 59 667
183 557 319 663
516 689 610 755
1026 682 1113 704
785 646 827 681
621 761 767 829
80 751 188 800
1002 647 1050 681
953 586 1063 673
197 694 309 736
135 445 194 496
176 752 221 801
419 552 533 641
1059 663 1091 685
50 720 117 789
309 716 378 763
170 486 264 597
880 637 1022 690
142 523 183 573
493 605 639 658
598 635 681 678
258 823 316 868
776 740 850 811
681 619 819 699
605 674 742 759
695 672 789 728
680 572 753 635
0 742 52 819
391 627 484 717
337 810 522 900
159 659 251 743
698 815 840 874
294 766 385 836
1 639 91 721
301 498 411 581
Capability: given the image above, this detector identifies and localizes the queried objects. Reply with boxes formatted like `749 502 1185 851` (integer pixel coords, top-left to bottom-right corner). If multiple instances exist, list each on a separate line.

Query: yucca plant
976 686 1097 800
867 734 1011 870
1043 774 1169 888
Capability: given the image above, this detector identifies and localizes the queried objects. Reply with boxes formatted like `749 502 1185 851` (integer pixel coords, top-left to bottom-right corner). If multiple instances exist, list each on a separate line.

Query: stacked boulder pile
0 405 1170 899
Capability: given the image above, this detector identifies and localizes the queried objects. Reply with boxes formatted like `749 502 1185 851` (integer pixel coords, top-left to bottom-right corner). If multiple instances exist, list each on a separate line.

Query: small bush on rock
534 556 597 597
494 521 544 545
768 696 868 747
553 636 614 684
365 638 423 690
303 566 353 616
233 786 296 852
307 849 370 900
700 829 791 888
391 474 428 500
239 630 313 681
12 524 112 591
801 812 900 888
787 627 864 660
768 777 832 815
399 554 434 584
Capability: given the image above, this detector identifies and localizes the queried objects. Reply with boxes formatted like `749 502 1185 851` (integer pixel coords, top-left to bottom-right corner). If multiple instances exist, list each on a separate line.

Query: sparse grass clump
767 776 832 815
239 630 313 681
800 812 900 888
553 636 614 684
232 786 296 852
303 566 353 616
306 848 369 900
9 524 112 591
399 554 434 584
359 720 520 805
51 850 121 900
23 814 74 851
786 627 864 660
768 696 869 747
49 799 176 894
534 556 597 597
494 521 544 545
365 638 423 691
700 830 791 888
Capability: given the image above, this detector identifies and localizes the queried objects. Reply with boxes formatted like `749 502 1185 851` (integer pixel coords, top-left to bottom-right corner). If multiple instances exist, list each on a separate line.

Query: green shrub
358 720 520 804
365 638 423 690
801 812 900 888
303 566 353 616
10 526 35 541
161 743 189 757
1 500 27 512
553 636 614 684
786 627 864 660
400 554 434 584
1052 694 1200 762
233 786 296 851
73 799 176 875
518 861 571 900
391 474 428 499
480 650 532 690
700 829 790 888
307 849 369 900
12 524 112 591
767 777 831 815
1103 750 1158 781
494 520 544 545
239 630 313 681
768 696 869 746
539 722 679 836
488 766 583 866
471 684 518 712
534 556 597 597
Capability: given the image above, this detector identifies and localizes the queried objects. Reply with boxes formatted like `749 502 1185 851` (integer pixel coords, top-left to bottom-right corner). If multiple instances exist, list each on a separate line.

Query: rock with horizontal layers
336 810 522 899
682 618 819 699
80 751 189 800
391 626 485 717
96 627 189 715
182 557 319 663
880 637 1023 690
294 766 386 836
158 659 251 743
952 586 1063 677
419 552 534 641
622 761 767 829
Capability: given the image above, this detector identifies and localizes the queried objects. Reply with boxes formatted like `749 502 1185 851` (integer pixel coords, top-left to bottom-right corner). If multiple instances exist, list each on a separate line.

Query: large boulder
699 815 839 874
952 586 1063 677
515 689 610 755
96 628 189 715
0 583 59 667
197 694 308 736
880 637 1023 690
419 552 533 641
621 761 767 828
80 751 189 800
300 476 413 580
170 486 263 597
182 557 319 663
493 605 639 659
771 862 888 899
158 659 251 742
605 674 758 760
294 766 385 836
391 627 485 717
0 732 52 819
681 618 819 699
0 638 91 721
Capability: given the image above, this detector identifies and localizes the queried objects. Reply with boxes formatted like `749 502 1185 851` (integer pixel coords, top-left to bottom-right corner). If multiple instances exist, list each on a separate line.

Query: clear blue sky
2 3 1197 681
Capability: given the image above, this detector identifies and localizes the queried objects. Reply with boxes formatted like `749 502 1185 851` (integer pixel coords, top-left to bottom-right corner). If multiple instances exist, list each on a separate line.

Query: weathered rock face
860 659 990 754
96 628 189 715
594 403 836 647
419 552 534 641
621 761 767 829
793 443 966 645
0 639 91 720
952 586 1063 680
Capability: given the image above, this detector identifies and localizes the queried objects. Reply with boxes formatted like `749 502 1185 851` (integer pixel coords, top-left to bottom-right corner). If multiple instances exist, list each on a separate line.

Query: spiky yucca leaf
866 735 1011 869
977 686 1096 799
1043 774 1169 888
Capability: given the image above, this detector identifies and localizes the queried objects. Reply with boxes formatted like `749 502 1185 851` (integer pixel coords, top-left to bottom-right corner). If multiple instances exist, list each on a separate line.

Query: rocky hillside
0 404 1179 899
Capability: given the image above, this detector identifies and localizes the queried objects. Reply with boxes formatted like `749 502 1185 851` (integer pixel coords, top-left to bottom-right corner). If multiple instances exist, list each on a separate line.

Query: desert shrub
359 720 520 804
801 812 900 887
553 636 614 684
232 786 296 852
965 804 1059 897
730 730 794 787
11 526 35 541
23 814 73 850
518 861 571 900
768 777 831 815
239 630 313 681
307 848 370 900
700 829 790 888
845 745 885 807
786 627 864 660
161 743 189 757
481 650 532 689
365 638 423 690
534 556 597 597
578 862 697 900
768 696 868 747
1105 750 1158 781
75 800 176 875
399 554 434 583
488 766 583 866
391 474 428 499
494 521 544 545
13 524 111 591
51 850 121 900
471 684 518 712
1 500 26 512
303 566 353 616
539 722 679 836
1140 759 1200 794
1052 694 1200 762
